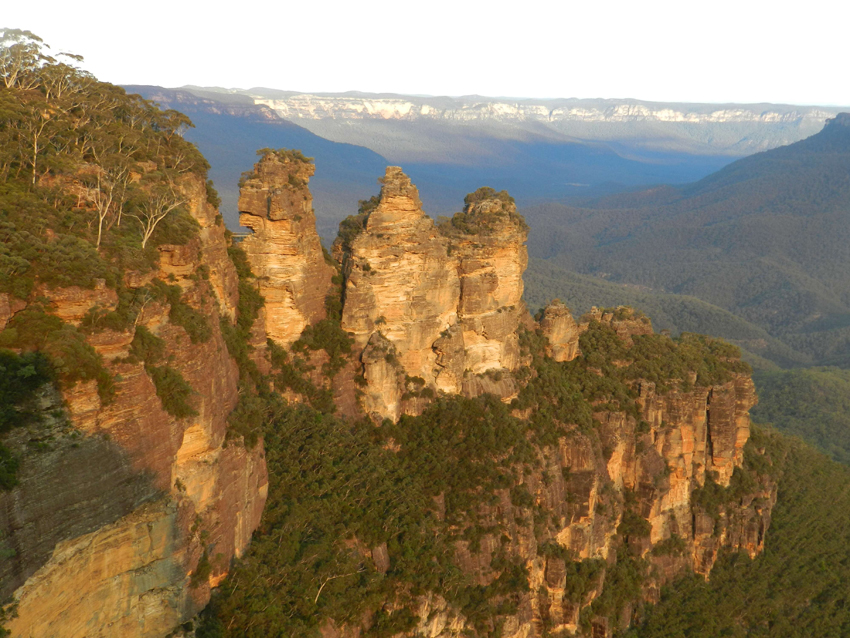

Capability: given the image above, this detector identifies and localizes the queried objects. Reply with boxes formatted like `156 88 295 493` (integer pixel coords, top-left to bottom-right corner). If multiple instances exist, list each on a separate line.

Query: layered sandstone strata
338 168 461 419
395 316 770 638
451 190 528 375
238 150 334 346
335 169 529 419
1 175 267 637
540 300 581 362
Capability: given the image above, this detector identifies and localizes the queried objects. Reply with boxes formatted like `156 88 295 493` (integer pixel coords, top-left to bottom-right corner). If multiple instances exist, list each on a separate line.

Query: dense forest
522 114 850 369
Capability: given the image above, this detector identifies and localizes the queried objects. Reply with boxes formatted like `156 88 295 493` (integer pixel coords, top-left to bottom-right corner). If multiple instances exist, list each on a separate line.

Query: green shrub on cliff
147 365 197 419
0 306 114 402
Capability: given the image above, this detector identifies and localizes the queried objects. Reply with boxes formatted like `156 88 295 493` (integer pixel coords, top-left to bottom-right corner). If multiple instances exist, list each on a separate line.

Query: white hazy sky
4 0 849 106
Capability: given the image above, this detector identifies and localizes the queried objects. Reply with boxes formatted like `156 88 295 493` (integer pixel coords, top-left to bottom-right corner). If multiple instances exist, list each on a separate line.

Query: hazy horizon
6 0 849 106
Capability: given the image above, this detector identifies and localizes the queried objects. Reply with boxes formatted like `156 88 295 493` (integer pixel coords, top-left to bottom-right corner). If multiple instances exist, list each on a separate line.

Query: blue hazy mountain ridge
524 114 850 368
127 86 734 241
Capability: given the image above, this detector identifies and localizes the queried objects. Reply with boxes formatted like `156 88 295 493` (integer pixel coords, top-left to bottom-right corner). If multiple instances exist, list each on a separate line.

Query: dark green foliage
617 510 651 539
225 391 268 449
0 48 206 284
80 286 154 334
199 303 761 635
257 147 313 165
151 281 211 344
383 395 533 528
227 244 265 339
513 322 749 454
0 350 52 433
0 445 20 491
219 242 267 444
205 180 221 208
270 341 336 415
290 289 352 379
463 186 515 209
147 365 197 419
587 547 647 626
439 187 528 237
578 322 750 393
524 117 850 368
191 550 212 589
0 206 115 299
198 399 533 637
332 194 381 256
752 367 850 465
197 403 462 637
129 326 198 420
564 558 605 604
128 326 165 365
524 259 806 370
628 426 850 638
650 534 686 557
0 306 113 402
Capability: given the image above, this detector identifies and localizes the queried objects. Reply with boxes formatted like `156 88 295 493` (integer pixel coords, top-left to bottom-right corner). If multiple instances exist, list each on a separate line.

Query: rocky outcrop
332 169 529 419
582 306 654 345
540 300 580 362
2 174 267 637
451 189 528 376
338 168 460 410
238 150 334 347
396 317 771 638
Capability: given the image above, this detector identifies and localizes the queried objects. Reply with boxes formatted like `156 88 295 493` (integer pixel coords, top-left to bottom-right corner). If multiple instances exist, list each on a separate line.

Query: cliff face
331 169 528 420
231 163 771 637
337 168 460 419
394 311 772 638
1 176 267 637
3 139 774 638
238 150 334 347
453 193 528 390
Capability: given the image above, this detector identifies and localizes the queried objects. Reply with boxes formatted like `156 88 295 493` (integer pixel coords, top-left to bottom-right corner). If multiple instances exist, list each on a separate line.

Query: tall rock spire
237 149 334 347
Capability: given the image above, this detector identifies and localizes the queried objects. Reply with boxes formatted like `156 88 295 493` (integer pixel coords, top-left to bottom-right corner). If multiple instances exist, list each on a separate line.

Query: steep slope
192 165 772 638
0 47 267 636
526 114 850 367
629 426 850 638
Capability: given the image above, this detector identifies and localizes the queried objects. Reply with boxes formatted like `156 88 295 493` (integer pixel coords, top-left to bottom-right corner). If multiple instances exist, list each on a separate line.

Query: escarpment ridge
0 38 776 636
192 160 773 638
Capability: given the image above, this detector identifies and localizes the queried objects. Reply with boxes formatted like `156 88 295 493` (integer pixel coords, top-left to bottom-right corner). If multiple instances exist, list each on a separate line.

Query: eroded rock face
3 174 267 637
540 300 580 362
398 362 769 638
340 167 460 397
334 170 529 419
238 151 334 347
452 191 528 376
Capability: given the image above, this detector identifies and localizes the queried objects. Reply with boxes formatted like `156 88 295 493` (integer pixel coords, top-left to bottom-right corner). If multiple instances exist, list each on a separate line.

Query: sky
4 0 849 106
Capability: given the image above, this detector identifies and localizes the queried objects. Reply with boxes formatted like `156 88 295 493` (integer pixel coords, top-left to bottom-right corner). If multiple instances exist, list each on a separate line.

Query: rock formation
332 169 529 419
451 188 528 378
2 147 774 638
540 300 580 362
391 313 771 638
238 149 334 347
1 174 267 637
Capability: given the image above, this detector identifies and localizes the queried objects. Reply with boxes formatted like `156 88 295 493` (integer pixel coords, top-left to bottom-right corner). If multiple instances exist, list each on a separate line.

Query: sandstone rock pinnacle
237 150 334 347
